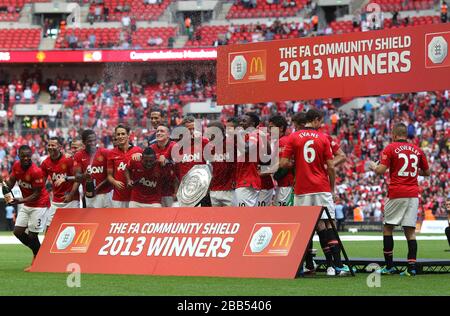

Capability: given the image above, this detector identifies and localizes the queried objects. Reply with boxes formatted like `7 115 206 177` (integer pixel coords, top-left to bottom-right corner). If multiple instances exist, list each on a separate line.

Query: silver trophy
177 164 213 207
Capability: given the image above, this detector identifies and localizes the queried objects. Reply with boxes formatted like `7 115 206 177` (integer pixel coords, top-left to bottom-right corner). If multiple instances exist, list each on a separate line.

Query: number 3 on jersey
304 140 316 163
398 153 418 177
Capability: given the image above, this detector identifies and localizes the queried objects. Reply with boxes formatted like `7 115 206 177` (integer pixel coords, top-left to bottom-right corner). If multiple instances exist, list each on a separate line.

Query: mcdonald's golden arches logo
250 57 263 74
229 50 266 84
243 223 300 257
75 229 91 245
272 230 291 248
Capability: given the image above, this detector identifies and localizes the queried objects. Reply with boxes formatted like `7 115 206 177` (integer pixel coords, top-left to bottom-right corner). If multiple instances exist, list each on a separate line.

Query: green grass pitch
0 233 449 296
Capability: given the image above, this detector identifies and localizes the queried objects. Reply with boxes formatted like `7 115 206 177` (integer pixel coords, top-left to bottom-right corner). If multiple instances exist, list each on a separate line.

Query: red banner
217 24 450 104
0 48 217 63
30 206 321 279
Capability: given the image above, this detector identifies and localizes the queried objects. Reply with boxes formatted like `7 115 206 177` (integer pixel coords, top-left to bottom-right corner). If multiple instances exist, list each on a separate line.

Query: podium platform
315 257 450 274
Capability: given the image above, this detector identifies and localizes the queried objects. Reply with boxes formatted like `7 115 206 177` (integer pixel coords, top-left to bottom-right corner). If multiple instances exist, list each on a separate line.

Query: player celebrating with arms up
0 145 50 271
370 123 430 276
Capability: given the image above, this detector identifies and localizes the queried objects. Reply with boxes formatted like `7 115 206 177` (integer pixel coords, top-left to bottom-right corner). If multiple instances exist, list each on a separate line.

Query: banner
216 24 450 104
420 220 448 234
0 48 217 63
30 206 322 279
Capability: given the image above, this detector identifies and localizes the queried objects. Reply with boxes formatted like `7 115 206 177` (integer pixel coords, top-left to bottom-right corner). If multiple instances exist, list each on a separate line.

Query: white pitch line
313 235 447 241
0 235 446 245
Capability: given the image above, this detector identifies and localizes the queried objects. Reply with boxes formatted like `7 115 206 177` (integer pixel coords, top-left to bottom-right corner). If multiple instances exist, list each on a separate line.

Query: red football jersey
282 128 333 195
172 137 209 181
107 145 143 201
210 140 235 191
380 141 429 199
11 161 50 208
260 174 274 190
277 135 294 187
74 148 112 195
151 141 177 197
41 155 80 203
128 159 162 204
235 130 263 190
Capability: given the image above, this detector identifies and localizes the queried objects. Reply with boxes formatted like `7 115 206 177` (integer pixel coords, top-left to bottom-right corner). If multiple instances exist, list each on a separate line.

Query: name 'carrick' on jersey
11 161 50 208
41 154 80 203
107 145 143 201
74 148 112 195
282 128 333 195
380 141 429 199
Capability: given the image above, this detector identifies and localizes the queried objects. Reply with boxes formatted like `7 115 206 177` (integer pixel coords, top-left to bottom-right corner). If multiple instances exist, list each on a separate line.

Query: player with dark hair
226 117 239 136
150 123 178 207
150 124 177 206
269 115 294 206
370 123 430 276
40 137 79 228
206 121 235 207
73 129 112 208
292 112 307 130
107 124 143 208
0 145 50 271
234 112 268 207
280 109 350 276
172 116 209 181
125 147 163 208
148 108 163 146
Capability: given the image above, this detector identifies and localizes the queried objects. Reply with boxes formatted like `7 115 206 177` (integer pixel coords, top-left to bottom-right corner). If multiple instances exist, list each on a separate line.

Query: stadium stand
226 0 307 19
87 0 172 22
0 28 41 49
368 0 434 12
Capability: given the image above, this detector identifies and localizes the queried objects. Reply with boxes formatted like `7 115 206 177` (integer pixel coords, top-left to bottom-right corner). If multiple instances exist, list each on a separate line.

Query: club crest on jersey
139 178 157 188
182 153 201 163
117 162 127 171
87 165 104 174
97 155 104 162
25 175 31 182
61 163 67 170
18 179 32 189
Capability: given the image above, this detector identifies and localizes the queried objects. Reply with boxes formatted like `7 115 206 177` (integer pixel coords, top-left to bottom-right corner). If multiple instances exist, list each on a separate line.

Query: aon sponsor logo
214 152 230 162
117 162 127 171
52 173 67 182
139 178 157 188
87 165 104 174
182 153 200 163
18 179 32 189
